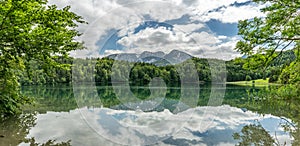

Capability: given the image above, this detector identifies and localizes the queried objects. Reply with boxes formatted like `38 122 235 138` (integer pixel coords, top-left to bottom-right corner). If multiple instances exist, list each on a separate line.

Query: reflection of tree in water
22 85 77 113
232 86 300 146
0 113 71 146
233 123 275 146
22 84 251 112
234 119 297 146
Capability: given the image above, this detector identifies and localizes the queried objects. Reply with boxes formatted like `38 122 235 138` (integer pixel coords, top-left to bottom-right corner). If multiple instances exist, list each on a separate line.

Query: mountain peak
164 50 192 64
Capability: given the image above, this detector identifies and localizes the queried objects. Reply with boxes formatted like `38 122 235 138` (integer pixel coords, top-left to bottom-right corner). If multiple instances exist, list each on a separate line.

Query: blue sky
48 0 266 60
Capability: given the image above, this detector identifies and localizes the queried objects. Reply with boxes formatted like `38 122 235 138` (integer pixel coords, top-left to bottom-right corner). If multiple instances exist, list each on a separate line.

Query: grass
227 78 280 87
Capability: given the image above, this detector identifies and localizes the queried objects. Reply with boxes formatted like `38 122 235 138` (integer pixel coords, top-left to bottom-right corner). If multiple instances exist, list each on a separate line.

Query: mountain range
106 50 193 66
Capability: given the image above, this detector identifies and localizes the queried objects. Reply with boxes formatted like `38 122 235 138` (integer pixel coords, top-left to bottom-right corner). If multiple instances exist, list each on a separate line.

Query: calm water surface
0 84 298 145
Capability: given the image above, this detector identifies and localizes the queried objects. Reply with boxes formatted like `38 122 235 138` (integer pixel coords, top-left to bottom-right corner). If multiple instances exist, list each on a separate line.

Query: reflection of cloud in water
24 105 292 146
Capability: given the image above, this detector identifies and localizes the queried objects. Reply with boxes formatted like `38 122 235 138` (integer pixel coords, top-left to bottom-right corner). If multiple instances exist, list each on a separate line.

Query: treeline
20 57 213 86
19 51 295 85
227 50 296 83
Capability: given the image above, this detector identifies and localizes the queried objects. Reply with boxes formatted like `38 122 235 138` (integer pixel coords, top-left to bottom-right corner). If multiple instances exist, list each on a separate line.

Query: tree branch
264 40 294 70
269 37 300 41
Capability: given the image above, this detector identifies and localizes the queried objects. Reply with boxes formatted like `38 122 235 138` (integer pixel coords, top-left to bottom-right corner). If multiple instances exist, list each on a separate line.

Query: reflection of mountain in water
106 50 193 66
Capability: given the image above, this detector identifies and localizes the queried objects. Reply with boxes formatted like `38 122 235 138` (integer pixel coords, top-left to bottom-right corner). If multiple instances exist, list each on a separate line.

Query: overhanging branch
270 37 300 41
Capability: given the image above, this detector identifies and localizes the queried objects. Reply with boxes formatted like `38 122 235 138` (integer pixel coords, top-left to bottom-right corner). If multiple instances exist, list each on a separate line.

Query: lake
0 84 298 146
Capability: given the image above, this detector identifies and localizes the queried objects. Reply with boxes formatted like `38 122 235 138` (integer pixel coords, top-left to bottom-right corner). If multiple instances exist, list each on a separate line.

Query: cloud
48 0 266 59
26 105 292 145
103 49 124 56
218 35 228 40
173 23 205 33
212 37 241 59
198 4 265 23
118 26 195 48
114 24 239 60
115 23 224 58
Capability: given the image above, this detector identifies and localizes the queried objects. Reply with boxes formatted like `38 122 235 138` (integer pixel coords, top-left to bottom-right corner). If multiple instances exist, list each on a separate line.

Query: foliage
279 61 300 84
235 0 300 85
0 55 32 115
0 0 85 116
232 84 300 145
233 123 275 146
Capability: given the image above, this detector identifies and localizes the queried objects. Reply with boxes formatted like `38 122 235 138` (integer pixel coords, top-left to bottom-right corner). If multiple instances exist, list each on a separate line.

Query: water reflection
12 106 292 145
22 84 246 112
0 113 71 146
233 123 276 146
3 85 295 145
231 85 300 146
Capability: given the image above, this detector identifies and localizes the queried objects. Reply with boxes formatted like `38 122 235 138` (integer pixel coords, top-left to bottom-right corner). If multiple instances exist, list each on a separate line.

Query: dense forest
18 50 296 86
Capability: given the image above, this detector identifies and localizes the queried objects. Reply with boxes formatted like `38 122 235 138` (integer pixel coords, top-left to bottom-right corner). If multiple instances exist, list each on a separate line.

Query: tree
235 0 300 84
0 0 85 116
233 124 276 146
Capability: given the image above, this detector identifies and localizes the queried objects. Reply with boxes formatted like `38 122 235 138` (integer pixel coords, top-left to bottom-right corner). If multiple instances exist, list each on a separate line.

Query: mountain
140 51 165 59
107 53 138 62
105 50 193 65
138 51 166 65
164 50 192 64
139 56 163 63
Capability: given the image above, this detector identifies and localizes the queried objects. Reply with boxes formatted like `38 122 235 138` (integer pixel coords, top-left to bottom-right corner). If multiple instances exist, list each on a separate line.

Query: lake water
0 84 298 146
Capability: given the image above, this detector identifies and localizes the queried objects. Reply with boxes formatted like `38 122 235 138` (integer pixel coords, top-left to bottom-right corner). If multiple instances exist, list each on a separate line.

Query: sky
48 0 266 60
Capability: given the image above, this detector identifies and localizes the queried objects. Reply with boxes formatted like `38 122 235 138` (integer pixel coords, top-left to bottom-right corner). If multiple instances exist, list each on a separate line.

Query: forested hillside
19 50 295 86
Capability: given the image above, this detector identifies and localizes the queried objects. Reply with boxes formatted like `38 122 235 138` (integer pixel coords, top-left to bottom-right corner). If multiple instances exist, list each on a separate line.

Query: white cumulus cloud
48 0 266 60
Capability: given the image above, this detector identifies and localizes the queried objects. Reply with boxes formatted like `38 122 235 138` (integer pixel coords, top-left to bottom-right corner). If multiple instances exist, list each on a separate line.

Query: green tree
235 0 300 84
233 124 276 146
0 0 85 116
